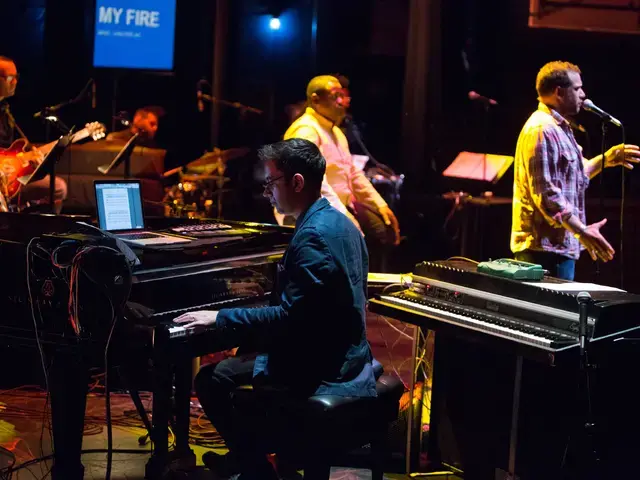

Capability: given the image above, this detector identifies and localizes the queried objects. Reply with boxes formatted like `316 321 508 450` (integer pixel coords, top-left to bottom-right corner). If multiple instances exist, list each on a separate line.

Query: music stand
442 152 514 258
98 133 139 178
18 132 73 213
443 151 513 184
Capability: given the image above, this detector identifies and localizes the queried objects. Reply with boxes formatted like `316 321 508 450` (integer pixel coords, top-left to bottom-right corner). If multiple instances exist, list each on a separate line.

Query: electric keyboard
370 260 640 363
370 260 640 477
378 290 575 350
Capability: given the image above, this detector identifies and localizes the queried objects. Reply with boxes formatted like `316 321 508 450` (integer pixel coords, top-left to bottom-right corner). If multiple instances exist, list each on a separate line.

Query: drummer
107 105 164 148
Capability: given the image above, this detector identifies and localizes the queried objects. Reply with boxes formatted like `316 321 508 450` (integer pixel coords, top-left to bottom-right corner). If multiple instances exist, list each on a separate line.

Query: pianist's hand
174 310 219 331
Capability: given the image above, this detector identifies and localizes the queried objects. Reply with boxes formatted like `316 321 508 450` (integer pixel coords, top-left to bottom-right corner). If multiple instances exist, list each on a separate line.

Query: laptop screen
95 181 145 231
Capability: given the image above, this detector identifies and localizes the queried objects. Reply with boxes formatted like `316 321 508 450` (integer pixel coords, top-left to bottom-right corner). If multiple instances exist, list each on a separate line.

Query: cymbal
186 147 250 170
180 174 231 183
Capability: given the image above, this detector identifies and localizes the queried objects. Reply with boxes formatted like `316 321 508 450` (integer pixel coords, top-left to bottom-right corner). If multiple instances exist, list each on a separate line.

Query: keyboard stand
495 355 523 480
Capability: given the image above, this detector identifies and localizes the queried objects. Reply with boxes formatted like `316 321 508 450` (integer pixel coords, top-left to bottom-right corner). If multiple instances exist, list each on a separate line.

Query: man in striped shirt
511 61 640 280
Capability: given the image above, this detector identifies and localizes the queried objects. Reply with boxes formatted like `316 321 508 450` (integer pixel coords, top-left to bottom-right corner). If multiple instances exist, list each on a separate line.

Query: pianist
174 138 377 480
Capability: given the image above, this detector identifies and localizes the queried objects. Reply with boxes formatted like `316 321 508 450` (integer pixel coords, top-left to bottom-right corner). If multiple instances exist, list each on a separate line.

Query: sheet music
103 188 133 230
352 154 369 171
523 282 626 293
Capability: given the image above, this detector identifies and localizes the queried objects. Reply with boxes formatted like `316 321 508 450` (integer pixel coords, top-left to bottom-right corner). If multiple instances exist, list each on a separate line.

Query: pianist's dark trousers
195 353 284 478
515 250 575 281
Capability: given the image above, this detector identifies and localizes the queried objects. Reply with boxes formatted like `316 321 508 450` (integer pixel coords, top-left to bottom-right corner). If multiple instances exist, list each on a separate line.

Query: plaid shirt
511 103 589 260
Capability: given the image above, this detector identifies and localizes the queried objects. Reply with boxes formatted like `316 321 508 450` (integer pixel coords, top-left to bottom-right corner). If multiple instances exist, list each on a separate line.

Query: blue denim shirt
216 197 377 398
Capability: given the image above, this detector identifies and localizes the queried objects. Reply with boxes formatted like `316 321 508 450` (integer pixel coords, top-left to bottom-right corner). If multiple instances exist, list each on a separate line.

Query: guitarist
0 56 67 213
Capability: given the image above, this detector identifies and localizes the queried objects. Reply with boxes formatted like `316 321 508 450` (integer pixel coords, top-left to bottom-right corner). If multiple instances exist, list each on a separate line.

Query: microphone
577 291 592 352
91 80 96 109
582 99 622 127
33 102 66 118
468 90 498 106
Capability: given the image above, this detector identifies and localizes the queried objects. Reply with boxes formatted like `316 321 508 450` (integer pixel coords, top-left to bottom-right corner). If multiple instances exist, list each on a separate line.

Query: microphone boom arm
199 93 263 115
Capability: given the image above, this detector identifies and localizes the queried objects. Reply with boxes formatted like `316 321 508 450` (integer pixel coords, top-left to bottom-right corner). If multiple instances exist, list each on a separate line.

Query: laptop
94 180 192 246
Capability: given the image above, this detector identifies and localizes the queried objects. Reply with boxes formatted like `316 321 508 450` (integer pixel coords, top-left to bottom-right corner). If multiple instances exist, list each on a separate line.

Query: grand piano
0 212 293 479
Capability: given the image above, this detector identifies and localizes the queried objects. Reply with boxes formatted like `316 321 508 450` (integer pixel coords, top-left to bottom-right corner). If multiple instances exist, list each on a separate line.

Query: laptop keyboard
119 232 159 240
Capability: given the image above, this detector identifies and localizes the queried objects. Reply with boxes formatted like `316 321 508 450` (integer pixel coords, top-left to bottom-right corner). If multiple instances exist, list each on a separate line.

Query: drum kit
162 147 250 218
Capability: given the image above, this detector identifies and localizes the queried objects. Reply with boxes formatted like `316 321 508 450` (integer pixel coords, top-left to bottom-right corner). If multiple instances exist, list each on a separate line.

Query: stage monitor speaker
529 0 640 35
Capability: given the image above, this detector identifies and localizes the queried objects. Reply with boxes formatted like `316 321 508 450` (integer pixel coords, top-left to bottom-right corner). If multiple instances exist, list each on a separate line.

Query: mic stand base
562 347 601 480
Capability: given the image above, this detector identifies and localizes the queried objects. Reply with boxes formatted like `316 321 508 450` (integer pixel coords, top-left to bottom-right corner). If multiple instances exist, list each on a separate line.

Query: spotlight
269 17 281 30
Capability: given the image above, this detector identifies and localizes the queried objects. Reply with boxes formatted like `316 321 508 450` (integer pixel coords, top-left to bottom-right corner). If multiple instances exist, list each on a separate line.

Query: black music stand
18 133 73 213
98 133 139 179
442 152 514 258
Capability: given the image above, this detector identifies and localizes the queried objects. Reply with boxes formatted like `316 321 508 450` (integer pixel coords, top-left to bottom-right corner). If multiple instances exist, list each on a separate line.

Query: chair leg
371 426 389 480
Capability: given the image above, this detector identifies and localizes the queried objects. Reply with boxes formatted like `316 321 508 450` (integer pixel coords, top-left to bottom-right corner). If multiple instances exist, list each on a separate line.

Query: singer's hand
378 206 401 246
577 218 615 262
604 143 640 170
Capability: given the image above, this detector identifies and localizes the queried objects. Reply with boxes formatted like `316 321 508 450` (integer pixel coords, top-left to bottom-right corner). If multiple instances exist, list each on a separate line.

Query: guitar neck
70 129 90 143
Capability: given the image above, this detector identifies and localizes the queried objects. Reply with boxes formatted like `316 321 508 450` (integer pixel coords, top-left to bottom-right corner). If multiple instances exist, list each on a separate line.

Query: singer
511 61 640 280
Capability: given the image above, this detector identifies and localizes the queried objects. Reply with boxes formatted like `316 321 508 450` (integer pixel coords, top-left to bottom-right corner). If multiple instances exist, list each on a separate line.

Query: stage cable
619 125 626 290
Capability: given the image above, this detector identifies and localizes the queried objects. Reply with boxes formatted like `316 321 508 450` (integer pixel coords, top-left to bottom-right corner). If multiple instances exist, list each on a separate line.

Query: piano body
370 260 640 479
0 212 293 479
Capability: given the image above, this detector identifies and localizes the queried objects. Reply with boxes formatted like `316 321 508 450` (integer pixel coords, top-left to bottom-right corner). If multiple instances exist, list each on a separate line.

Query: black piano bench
233 362 405 480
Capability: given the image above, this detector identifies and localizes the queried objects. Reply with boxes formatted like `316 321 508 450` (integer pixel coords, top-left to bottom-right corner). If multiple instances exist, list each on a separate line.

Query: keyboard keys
380 294 574 350
120 232 159 240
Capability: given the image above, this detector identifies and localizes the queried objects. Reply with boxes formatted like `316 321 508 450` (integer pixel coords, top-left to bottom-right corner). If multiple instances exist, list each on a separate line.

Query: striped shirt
511 103 589 260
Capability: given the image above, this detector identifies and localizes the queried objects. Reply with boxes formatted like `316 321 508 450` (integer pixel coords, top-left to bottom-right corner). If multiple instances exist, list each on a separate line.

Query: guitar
0 122 106 199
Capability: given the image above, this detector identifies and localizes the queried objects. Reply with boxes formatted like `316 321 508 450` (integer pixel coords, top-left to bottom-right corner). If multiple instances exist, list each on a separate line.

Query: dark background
1 0 639 287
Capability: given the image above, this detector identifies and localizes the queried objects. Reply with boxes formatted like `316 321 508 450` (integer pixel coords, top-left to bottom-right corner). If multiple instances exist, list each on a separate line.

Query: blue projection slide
93 0 176 70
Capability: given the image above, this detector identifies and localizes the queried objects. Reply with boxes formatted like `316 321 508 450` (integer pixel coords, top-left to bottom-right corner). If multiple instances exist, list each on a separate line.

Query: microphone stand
593 120 608 281
32 79 92 213
2 103 32 150
198 93 263 115
34 78 94 126
569 292 600 479
599 120 607 230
